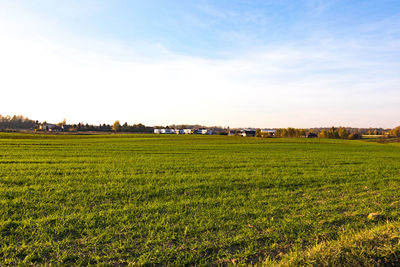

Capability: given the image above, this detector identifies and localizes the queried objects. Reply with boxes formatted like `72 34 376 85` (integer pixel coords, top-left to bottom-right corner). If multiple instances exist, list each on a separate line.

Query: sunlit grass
1 133 399 265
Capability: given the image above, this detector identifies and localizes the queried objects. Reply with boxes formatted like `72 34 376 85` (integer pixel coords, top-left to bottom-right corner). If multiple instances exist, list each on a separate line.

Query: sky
0 0 399 128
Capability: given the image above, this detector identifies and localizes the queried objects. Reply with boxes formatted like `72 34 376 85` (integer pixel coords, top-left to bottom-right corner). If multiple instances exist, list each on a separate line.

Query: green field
1 133 400 265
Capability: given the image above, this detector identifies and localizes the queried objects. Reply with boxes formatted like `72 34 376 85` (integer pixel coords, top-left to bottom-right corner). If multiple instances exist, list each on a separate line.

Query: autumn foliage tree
274 128 306 138
338 127 349 139
389 126 400 137
112 120 121 132
57 119 67 127
318 130 328 138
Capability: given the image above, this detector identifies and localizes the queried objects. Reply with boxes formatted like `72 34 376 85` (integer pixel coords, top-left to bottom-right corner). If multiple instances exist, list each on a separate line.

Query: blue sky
15 0 400 57
1 0 399 127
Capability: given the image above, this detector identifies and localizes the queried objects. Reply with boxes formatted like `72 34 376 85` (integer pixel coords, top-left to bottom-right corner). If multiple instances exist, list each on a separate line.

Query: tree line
268 127 363 139
274 128 307 138
388 126 400 137
316 127 361 139
267 126 400 139
64 121 152 133
0 115 36 130
109 121 151 133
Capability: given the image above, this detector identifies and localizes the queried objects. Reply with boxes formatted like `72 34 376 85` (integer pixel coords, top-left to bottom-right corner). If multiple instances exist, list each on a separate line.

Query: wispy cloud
306 0 339 16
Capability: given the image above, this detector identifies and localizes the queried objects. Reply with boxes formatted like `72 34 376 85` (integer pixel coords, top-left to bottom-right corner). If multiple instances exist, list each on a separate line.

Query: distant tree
57 119 67 127
275 129 282 137
389 126 400 137
338 127 349 139
255 128 262 137
281 128 288 137
122 122 129 132
348 133 362 139
274 128 306 138
298 129 306 137
0 114 36 130
87 124 95 131
134 123 146 132
327 127 339 139
318 130 328 138
287 127 296 137
112 120 121 132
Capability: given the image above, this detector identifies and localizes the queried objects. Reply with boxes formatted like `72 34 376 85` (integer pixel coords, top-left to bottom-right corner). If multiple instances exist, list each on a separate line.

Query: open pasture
1 133 400 265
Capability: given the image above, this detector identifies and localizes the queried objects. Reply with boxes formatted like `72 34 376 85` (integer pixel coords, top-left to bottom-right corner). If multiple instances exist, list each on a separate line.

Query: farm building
195 129 213 135
241 129 256 137
161 129 175 134
261 129 276 136
154 128 213 135
154 128 175 134
155 128 194 134
307 133 318 138
38 124 60 132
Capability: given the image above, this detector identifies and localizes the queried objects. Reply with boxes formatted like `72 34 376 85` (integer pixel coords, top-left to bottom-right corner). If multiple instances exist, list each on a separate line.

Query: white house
183 129 193 134
160 128 175 134
155 128 212 135
197 129 212 135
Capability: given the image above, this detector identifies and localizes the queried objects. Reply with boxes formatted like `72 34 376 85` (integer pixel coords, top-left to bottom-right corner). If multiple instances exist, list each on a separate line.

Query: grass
0 133 400 265
265 221 400 266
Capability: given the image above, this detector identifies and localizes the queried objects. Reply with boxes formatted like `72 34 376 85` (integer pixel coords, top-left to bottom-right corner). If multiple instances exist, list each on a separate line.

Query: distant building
261 129 276 136
307 133 318 138
156 128 188 134
176 129 185 134
241 129 256 137
160 129 175 134
154 128 212 135
38 124 59 132
195 129 212 135
61 125 71 131
183 129 193 134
